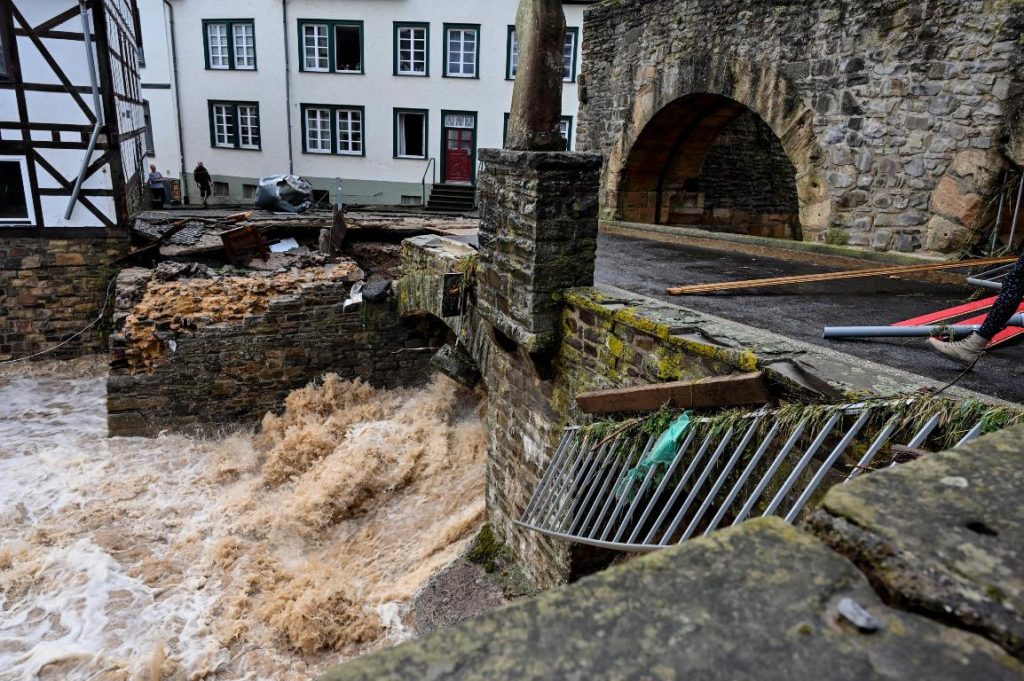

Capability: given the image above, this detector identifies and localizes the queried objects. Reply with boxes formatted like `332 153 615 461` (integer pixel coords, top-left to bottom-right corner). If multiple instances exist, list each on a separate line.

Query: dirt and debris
114 208 480 373
132 209 478 258
117 262 362 372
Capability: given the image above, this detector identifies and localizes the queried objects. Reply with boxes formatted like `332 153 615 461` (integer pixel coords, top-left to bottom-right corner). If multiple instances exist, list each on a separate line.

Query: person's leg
928 252 1024 366
978 254 1024 339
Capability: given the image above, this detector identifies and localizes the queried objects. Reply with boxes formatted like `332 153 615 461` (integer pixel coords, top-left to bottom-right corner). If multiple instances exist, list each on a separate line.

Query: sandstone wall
579 0 1024 253
0 236 126 361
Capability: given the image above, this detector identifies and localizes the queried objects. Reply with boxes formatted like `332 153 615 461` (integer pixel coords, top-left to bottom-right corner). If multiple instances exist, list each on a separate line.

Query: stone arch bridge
577 0 1024 253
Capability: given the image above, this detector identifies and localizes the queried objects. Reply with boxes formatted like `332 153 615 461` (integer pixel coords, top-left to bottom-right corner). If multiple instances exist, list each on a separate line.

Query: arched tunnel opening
618 93 802 240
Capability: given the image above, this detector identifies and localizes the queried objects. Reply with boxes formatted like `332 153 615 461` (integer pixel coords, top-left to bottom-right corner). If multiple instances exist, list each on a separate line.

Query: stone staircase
426 183 476 212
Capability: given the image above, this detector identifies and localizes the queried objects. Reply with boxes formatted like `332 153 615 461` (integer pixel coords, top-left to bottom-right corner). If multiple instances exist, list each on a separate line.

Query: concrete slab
808 425 1024 661
320 519 1021 681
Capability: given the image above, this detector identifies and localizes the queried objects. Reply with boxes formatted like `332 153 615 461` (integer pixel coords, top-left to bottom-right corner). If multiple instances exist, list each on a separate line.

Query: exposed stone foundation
108 267 444 437
0 236 126 361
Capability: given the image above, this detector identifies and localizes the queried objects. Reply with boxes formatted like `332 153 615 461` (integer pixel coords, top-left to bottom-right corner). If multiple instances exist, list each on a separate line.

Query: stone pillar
477 148 602 353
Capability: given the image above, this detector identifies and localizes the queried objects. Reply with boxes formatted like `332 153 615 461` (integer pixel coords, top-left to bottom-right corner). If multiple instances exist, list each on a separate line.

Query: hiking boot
926 332 988 367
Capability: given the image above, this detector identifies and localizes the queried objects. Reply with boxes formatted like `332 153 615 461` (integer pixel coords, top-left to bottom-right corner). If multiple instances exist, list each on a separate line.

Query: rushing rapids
0 359 486 680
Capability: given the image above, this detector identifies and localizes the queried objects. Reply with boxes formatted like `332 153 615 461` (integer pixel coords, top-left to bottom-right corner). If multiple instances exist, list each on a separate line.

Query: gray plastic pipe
823 313 1024 339
966 277 1003 291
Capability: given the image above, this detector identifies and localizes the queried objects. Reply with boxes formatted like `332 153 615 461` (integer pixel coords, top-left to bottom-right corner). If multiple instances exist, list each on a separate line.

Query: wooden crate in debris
221 225 269 265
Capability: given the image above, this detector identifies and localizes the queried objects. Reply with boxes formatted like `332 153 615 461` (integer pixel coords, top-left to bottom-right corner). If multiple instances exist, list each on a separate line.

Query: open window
335 24 362 73
395 109 427 158
0 157 35 225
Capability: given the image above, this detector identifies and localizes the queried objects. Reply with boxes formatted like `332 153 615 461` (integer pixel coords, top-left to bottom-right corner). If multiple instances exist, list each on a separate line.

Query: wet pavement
595 232 1024 404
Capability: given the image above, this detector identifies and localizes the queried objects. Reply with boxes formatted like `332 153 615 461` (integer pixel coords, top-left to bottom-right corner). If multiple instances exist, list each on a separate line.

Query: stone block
931 175 983 227
477 149 602 353
807 425 1024 660
925 214 970 253
321 520 1021 681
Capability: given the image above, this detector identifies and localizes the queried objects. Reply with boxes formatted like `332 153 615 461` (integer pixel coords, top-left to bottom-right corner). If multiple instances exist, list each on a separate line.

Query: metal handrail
517 398 989 553
421 157 436 206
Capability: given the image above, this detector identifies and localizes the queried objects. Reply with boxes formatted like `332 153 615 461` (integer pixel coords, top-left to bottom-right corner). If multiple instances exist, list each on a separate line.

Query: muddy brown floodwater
0 359 486 680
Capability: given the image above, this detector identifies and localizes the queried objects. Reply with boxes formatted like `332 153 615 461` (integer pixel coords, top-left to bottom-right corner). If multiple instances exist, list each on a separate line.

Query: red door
445 128 474 184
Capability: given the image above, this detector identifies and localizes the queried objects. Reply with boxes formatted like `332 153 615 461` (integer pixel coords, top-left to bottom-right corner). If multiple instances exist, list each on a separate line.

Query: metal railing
517 401 986 553
421 157 436 207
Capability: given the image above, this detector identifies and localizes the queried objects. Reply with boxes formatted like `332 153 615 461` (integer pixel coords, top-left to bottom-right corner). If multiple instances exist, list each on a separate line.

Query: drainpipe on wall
282 0 294 174
64 0 104 220
164 0 189 204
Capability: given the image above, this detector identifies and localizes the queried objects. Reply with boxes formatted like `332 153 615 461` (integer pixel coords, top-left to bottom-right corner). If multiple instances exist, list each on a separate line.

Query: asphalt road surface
595 233 1024 404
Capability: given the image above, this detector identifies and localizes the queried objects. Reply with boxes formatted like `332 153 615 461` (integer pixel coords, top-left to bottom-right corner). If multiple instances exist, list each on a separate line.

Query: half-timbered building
0 0 144 361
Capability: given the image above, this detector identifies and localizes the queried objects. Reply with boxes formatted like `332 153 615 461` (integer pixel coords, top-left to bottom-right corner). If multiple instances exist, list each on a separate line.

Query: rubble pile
114 262 362 372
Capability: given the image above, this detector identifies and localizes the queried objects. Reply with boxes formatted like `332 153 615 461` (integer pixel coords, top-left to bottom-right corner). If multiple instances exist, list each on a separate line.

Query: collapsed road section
106 208 474 436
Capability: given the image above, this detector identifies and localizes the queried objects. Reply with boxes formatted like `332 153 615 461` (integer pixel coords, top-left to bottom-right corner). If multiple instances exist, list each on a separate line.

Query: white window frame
508 28 578 82
211 103 235 148
302 23 329 72
305 107 332 154
562 29 578 82
233 23 255 70
445 26 477 78
557 116 573 149
237 105 260 150
396 110 427 159
207 23 229 70
508 29 519 79
0 156 36 225
396 25 428 76
337 108 363 155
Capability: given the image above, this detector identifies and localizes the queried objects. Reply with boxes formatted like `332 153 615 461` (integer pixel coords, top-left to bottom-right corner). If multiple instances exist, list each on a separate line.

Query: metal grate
516 402 984 553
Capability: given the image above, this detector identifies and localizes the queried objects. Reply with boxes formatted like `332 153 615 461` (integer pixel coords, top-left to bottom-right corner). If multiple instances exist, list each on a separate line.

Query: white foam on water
0 359 486 680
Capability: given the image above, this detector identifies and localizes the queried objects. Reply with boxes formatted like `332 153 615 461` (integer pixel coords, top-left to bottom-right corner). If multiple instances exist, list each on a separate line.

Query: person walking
147 164 170 206
194 161 212 208
928 253 1024 366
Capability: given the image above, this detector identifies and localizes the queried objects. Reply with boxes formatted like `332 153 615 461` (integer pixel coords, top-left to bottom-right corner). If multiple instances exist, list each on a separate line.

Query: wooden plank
576 372 771 415
666 256 1017 296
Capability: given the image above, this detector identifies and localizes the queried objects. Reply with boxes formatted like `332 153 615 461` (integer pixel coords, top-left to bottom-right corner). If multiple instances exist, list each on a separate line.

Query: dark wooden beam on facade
576 372 772 415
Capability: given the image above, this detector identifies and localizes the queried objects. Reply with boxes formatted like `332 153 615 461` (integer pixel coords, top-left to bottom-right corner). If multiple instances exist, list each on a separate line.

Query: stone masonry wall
108 278 441 437
689 111 802 238
0 236 126 361
579 0 1024 253
400 237 774 589
477 149 602 351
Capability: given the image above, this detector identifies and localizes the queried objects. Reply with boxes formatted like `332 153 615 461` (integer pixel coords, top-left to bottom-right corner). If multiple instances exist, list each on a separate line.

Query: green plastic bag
616 412 691 497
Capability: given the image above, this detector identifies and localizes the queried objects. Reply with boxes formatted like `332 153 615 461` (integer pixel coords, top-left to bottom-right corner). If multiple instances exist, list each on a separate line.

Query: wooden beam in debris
667 256 1018 296
575 372 771 415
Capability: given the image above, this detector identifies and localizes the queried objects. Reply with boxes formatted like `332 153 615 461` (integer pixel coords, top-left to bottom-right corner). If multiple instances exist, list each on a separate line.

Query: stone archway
601 56 830 242
618 93 803 239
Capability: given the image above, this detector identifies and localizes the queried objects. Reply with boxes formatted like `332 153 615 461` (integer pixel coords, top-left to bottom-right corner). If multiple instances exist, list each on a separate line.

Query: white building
0 0 145 230
138 0 182 187
142 0 594 208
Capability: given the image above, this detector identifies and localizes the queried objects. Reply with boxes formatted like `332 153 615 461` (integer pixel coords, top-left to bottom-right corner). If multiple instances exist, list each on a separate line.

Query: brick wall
108 278 443 437
0 236 126 361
